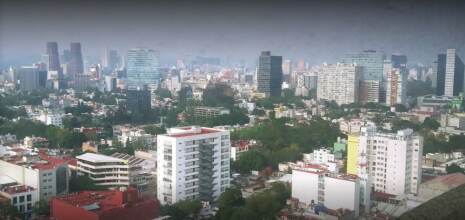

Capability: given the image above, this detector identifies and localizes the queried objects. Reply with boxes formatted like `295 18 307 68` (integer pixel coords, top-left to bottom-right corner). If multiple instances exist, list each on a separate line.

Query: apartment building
157 126 230 205
77 153 130 187
317 63 361 105
348 125 423 197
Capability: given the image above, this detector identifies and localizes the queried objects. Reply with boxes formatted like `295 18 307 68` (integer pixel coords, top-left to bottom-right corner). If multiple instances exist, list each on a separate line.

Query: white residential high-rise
317 63 361 105
157 126 230 205
386 68 407 106
444 49 465 97
356 125 423 197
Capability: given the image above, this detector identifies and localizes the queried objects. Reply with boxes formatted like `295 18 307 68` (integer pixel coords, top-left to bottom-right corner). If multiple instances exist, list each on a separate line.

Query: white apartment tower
357 126 423 196
157 126 231 205
386 68 407 106
317 63 361 105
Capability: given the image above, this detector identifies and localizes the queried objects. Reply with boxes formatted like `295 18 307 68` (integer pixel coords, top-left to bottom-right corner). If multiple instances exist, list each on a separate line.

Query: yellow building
347 134 359 175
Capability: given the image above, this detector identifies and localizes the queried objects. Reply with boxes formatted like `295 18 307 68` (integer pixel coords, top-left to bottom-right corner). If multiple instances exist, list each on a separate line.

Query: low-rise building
0 177 38 219
193 106 230 118
0 152 69 201
291 164 361 217
50 187 160 220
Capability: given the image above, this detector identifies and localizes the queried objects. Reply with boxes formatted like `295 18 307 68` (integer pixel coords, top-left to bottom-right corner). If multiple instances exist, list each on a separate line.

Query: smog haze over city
2 1 465 220
1 0 465 68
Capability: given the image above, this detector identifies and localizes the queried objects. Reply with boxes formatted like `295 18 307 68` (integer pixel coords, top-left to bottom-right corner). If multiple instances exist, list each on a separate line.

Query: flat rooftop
77 153 126 163
164 126 224 138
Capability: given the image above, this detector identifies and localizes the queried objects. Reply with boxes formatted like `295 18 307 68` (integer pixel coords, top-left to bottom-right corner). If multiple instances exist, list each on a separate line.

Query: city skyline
1 0 465 68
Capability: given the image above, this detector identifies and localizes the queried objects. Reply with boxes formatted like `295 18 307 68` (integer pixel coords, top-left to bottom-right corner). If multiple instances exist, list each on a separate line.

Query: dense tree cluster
160 200 202 220
215 183 290 220
0 119 87 148
255 89 305 110
231 118 341 173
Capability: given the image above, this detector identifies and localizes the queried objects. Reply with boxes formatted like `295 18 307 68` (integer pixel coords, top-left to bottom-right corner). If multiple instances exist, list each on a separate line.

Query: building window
27 195 31 201
13 197 17 204
19 196 25 203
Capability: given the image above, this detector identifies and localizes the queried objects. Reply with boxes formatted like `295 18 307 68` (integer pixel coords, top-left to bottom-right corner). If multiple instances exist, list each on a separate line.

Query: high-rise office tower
256 51 283 97
126 88 151 119
391 54 407 69
126 48 160 90
282 59 292 83
386 68 407 106
342 50 385 81
444 49 465 97
102 49 120 71
317 63 361 105
435 54 447 96
61 49 71 64
348 125 423 197
46 42 62 79
157 126 231 205
68 42 84 80
17 66 40 92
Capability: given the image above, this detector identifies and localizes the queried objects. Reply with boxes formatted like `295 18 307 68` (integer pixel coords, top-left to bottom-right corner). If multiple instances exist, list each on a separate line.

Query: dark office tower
435 54 447 96
69 42 84 80
38 70 48 88
391 54 407 69
46 42 62 78
257 51 283 97
17 66 40 92
126 87 151 121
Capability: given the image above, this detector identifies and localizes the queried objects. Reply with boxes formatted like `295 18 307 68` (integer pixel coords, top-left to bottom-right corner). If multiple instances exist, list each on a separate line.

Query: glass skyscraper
256 51 283 97
126 48 160 90
341 50 385 81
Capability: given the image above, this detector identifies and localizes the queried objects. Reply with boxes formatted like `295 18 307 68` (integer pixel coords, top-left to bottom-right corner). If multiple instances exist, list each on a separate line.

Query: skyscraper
46 42 62 79
435 54 447 96
386 68 407 106
444 49 465 97
102 49 120 71
126 48 160 90
68 42 84 80
17 66 40 92
317 63 361 105
391 54 407 69
256 51 283 97
342 50 385 81
126 88 151 120
282 59 292 83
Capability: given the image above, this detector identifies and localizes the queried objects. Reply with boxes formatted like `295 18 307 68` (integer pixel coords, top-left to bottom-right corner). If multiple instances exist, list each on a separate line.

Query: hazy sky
1 0 465 68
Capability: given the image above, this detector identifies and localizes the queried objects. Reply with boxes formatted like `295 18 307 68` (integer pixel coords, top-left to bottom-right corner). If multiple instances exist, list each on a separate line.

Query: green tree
33 200 50 216
233 150 268 174
422 117 440 131
446 164 465 174
0 202 22 220
69 175 106 192
216 188 245 220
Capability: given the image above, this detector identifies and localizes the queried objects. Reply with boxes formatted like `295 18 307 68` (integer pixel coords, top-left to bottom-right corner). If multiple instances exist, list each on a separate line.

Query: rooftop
1 184 36 195
421 173 465 191
77 153 126 163
164 126 224 138
53 188 156 214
